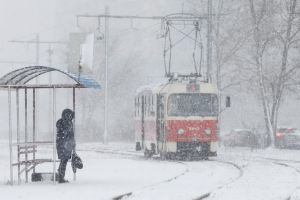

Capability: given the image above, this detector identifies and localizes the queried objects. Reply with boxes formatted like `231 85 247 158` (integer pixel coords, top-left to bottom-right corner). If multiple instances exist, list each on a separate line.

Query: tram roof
135 81 217 95
0 66 101 89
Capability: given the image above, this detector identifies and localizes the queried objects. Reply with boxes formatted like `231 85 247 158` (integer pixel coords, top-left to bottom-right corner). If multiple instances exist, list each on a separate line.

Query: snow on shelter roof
0 66 101 89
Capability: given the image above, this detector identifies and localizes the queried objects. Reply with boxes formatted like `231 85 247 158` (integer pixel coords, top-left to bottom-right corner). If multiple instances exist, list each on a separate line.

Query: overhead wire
165 25 196 75
198 23 203 76
76 0 172 52
163 25 169 76
169 24 202 45
168 25 172 74
110 22 161 38
164 26 196 51
162 16 204 77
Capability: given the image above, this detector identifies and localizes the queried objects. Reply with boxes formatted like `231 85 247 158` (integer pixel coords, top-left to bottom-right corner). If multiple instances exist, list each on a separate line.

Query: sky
0 0 300 139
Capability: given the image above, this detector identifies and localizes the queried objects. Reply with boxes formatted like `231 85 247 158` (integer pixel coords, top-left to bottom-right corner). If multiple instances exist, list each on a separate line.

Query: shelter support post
16 89 20 185
104 5 109 145
25 88 28 183
9 86 13 186
53 87 56 185
73 87 76 181
33 89 36 173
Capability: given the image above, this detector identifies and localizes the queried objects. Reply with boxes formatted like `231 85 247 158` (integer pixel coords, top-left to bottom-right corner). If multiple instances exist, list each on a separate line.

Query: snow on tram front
134 79 219 159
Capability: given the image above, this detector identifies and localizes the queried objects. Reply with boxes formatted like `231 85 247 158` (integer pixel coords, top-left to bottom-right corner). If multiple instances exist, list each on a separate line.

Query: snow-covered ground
1 140 300 200
0 140 186 200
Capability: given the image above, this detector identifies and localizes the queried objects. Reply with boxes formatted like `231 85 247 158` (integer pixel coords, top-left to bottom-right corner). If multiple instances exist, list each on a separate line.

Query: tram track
192 160 244 200
77 148 243 200
274 162 300 200
76 148 189 200
218 152 300 200
218 152 300 164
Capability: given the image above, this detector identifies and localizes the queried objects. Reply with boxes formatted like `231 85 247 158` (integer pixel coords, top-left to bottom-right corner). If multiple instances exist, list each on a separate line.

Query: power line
110 22 161 38
76 13 205 20
9 40 67 44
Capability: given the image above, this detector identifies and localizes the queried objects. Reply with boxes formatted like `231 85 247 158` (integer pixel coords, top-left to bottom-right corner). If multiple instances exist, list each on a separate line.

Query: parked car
223 129 258 148
275 127 300 149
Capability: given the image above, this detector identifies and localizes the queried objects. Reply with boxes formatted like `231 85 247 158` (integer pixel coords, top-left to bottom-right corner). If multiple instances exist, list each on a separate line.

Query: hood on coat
62 109 75 121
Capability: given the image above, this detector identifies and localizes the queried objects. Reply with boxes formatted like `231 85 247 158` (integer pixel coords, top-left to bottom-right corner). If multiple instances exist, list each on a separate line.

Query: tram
134 75 227 159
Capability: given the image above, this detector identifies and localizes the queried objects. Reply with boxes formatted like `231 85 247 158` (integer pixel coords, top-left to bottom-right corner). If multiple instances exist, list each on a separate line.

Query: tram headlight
178 129 184 135
205 129 212 135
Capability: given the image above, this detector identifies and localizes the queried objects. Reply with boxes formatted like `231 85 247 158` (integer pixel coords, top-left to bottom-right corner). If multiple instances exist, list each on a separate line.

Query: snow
1 140 300 200
127 161 239 200
0 140 186 200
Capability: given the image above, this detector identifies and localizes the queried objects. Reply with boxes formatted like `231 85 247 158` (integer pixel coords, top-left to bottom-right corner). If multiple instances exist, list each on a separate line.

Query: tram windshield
168 93 218 117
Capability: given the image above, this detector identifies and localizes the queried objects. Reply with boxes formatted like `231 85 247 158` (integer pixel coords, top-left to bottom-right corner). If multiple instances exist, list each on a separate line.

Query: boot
58 178 69 183
57 159 68 183
58 171 69 183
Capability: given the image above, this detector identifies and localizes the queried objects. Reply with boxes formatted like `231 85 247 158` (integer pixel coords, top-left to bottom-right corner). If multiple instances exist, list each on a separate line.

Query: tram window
135 98 137 117
147 96 151 116
149 95 153 116
136 97 139 117
150 95 155 117
137 97 140 117
138 96 142 117
134 97 136 117
151 95 156 116
145 96 148 116
212 94 218 116
167 94 218 117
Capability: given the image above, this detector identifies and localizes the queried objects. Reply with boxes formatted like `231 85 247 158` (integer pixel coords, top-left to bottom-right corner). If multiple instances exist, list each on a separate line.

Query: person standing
56 109 75 183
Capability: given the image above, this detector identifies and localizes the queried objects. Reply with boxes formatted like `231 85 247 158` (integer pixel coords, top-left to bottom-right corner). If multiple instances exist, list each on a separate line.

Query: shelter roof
0 66 101 89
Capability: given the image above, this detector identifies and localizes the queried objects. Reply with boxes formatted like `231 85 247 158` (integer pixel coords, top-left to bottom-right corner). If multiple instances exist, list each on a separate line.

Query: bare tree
270 0 300 135
240 0 300 147
246 0 276 147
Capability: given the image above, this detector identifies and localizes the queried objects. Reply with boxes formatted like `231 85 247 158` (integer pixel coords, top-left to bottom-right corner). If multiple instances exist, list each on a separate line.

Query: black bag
71 151 83 173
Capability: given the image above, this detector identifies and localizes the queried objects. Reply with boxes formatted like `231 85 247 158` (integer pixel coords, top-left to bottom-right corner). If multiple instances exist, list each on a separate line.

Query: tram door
141 96 145 149
156 95 165 152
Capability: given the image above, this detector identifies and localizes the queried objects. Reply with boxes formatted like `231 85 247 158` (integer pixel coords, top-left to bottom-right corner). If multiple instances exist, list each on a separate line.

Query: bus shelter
0 66 101 186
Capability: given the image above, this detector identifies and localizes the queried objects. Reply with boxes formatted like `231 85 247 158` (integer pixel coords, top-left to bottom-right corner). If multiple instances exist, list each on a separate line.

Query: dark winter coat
56 109 76 160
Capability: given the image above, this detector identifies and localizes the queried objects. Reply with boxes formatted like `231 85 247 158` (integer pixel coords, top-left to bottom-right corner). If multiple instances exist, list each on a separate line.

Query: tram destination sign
186 84 200 92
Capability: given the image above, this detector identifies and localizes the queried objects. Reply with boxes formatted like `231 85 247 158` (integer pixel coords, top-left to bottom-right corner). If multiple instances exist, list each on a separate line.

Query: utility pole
47 43 53 136
104 5 109 144
36 34 40 140
207 0 212 83
9 37 67 139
